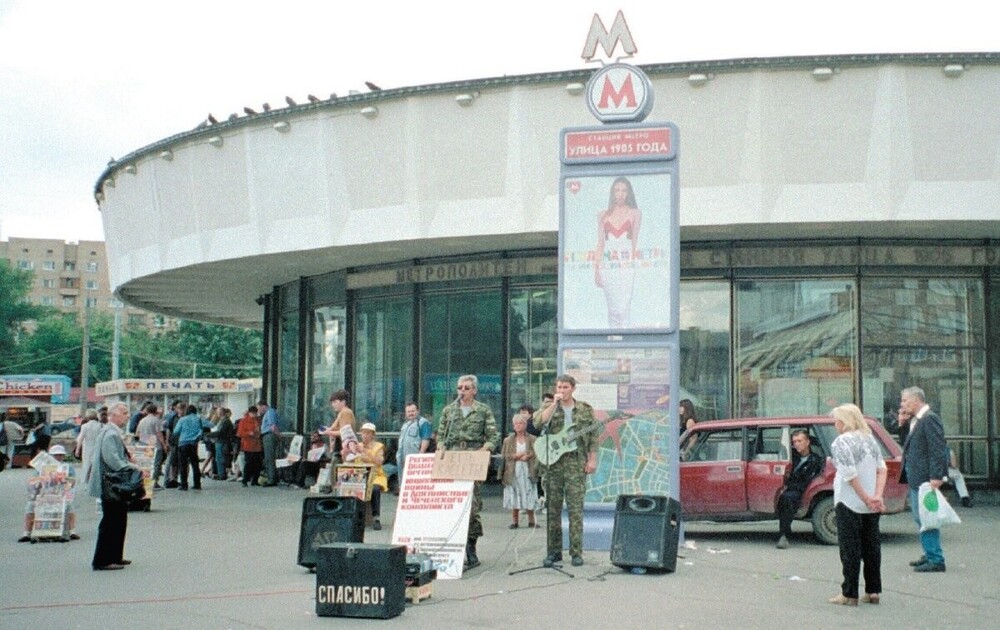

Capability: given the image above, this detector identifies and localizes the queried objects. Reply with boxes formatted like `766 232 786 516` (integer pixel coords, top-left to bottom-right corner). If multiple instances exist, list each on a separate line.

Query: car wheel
811 496 837 545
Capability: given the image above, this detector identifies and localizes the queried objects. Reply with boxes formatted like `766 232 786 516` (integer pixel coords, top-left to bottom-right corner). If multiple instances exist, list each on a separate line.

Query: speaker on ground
297 496 365 568
610 494 680 572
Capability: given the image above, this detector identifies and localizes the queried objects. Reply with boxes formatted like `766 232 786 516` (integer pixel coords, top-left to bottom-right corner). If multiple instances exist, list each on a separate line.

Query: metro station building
95 53 1000 487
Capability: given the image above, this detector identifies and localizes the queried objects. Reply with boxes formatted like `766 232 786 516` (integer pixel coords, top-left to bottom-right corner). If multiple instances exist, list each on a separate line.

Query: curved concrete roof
95 53 1000 327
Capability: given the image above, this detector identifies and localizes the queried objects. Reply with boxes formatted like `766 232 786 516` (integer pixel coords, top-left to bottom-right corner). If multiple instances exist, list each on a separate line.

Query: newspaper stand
28 453 75 542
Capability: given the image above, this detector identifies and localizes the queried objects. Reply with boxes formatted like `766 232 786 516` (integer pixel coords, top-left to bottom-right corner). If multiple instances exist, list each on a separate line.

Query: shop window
310 305 347 431
680 280 731 421
508 287 557 426
421 290 502 430
354 297 412 432
736 279 856 418
861 277 987 476
278 310 300 428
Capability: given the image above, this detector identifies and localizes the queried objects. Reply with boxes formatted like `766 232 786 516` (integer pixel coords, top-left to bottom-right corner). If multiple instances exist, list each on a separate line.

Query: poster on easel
334 464 372 501
391 454 473 580
130 443 156 507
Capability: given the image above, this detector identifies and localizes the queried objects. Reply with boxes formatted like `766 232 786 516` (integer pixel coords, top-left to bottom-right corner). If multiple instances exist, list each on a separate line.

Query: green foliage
158 320 263 379
0 260 45 359
5 305 262 384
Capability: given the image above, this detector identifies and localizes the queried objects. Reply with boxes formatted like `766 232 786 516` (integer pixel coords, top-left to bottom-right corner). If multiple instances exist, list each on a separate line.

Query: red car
679 416 907 544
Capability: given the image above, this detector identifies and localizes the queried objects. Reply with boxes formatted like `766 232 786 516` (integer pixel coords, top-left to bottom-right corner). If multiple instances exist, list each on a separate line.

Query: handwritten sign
432 450 490 481
391 454 473 579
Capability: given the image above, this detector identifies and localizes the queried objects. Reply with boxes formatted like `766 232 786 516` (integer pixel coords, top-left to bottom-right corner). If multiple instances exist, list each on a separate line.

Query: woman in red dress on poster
594 176 642 328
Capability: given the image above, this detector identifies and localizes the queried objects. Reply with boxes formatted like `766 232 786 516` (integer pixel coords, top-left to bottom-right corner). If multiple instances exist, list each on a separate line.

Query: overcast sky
1 0 995 243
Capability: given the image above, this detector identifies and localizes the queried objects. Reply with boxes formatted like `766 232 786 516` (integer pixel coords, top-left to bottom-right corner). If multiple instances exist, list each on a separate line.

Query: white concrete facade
95 53 1000 326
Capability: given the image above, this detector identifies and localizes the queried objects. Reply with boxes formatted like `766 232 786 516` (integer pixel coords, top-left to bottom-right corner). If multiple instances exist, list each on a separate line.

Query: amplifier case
315 543 407 618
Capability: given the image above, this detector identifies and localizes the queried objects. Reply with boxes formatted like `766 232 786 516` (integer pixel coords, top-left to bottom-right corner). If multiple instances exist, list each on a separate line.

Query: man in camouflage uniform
436 374 499 570
533 374 598 567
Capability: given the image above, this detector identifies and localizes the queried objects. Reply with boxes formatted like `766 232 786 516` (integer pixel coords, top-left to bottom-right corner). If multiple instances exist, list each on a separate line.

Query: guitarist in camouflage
533 374 598 567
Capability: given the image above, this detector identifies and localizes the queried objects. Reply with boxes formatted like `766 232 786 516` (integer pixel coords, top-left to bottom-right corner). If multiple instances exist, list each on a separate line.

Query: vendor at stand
353 422 388 531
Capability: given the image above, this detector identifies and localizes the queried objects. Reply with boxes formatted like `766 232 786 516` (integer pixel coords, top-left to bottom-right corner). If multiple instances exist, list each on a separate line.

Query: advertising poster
561 345 674 503
561 172 673 333
391 454 473 580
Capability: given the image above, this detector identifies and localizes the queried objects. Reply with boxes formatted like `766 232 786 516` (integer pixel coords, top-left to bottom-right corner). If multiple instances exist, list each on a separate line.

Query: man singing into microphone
533 374 598 567
436 374 499 571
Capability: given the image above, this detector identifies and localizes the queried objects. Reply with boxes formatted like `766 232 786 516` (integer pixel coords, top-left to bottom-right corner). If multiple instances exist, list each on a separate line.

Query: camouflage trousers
468 480 483 543
544 455 586 556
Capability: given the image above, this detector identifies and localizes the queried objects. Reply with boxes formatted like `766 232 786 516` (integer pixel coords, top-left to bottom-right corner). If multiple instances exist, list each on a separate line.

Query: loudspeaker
610 494 680 572
297 496 365 568
316 543 406 619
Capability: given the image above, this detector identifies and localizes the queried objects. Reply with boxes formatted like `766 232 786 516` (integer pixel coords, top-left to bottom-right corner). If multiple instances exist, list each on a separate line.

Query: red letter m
598 74 636 110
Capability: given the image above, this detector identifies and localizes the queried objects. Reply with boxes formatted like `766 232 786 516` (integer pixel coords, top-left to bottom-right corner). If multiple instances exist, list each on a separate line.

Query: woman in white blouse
829 403 887 606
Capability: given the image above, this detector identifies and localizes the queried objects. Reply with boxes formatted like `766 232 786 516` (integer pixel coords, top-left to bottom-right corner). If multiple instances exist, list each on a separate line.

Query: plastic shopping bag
918 482 962 532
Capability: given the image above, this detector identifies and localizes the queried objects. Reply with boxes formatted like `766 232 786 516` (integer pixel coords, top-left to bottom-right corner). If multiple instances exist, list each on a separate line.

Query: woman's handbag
103 466 146 503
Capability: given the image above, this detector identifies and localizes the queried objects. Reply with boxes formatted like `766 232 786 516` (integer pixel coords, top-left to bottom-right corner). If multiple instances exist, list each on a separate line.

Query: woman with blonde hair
829 403 886 606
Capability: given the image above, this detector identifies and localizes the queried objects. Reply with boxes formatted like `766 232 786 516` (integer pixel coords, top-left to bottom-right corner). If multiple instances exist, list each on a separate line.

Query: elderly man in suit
899 386 949 573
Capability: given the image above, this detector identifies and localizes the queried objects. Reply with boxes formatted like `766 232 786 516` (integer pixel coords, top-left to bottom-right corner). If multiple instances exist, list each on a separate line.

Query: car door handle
726 465 741 473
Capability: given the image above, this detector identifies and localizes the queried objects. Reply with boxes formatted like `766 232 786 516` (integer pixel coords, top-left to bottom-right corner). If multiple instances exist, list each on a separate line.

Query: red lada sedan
679 416 907 544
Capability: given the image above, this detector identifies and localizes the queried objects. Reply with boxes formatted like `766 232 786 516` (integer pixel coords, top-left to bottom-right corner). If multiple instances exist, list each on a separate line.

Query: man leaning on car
776 429 824 549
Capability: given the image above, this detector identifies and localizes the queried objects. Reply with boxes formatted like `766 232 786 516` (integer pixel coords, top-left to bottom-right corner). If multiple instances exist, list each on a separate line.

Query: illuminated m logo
598 73 637 109
581 10 637 61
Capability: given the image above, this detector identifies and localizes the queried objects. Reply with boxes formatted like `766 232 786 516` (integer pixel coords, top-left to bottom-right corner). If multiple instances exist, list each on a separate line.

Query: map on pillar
561 345 674 503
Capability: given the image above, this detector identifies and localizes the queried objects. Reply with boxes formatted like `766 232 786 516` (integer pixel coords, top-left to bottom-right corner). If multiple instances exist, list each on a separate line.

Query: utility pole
79 297 90 416
112 300 122 379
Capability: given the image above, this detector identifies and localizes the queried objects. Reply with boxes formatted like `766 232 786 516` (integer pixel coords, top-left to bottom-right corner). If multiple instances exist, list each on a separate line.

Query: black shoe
464 542 480 570
373 519 382 531
961 496 973 508
17 535 30 543
914 562 946 573
179 486 188 491
164 481 179 489
93 564 125 571
69 533 80 540
909 555 927 567
571 556 584 567
241 481 248 487
543 552 563 567
509 523 519 529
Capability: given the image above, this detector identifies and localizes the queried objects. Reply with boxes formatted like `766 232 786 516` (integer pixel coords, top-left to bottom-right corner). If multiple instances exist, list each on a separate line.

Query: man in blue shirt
257 400 282 487
174 405 211 491
397 402 433 475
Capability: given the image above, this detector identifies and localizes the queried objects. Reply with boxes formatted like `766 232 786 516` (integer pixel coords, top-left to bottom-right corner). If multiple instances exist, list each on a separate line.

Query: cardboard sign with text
391 454 473 579
431 450 490 481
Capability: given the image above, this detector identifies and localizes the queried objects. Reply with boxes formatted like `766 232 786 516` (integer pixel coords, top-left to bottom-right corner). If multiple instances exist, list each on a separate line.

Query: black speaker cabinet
610 494 680 572
315 543 406 619
298 496 365 568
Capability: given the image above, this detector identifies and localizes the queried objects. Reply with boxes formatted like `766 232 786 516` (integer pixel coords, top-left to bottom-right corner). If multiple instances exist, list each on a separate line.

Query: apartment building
0 237 174 332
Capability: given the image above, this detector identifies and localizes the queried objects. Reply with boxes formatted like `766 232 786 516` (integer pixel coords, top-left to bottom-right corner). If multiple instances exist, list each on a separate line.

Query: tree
0 260 45 363
16 314 83 380
158 320 262 379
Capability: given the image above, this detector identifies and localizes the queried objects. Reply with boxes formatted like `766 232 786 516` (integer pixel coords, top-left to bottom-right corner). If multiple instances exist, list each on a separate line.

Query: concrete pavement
1 467 997 629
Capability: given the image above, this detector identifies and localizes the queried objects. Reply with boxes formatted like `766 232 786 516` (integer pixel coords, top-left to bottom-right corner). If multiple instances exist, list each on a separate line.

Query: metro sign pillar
557 14 681 550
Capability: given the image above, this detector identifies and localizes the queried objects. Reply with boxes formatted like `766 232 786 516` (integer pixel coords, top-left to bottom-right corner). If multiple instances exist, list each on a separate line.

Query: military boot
464 540 481 570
